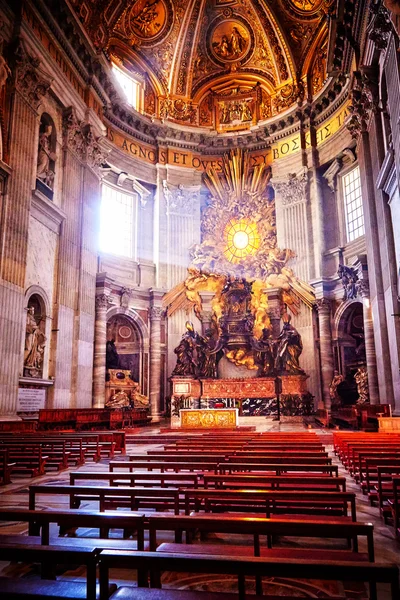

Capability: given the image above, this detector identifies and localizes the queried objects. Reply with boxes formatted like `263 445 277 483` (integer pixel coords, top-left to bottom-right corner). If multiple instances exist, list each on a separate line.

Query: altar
180 408 238 429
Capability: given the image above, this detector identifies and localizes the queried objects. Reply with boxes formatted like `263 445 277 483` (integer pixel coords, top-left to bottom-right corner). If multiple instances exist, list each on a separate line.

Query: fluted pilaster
149 305 163 423
93 294 108 408
316 299 334 412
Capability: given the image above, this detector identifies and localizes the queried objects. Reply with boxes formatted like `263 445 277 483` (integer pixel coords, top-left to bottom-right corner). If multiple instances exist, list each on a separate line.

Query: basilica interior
0 0 400 598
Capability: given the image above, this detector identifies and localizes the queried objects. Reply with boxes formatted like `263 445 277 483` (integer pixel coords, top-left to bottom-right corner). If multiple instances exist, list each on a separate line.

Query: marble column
359 282 380 404
316 299 334 412
149 305 163 423
265 288 282 338
199 291 215 335
92 294 108 408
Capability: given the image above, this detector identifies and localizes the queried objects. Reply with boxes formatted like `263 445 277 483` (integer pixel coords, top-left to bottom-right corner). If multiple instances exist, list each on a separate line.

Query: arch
106 306 149 349
333 298 363 340
106 306 149 395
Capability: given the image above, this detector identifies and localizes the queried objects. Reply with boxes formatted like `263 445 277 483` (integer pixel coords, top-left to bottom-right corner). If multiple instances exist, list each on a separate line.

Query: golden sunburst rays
203 148 270 206
223 218 260 263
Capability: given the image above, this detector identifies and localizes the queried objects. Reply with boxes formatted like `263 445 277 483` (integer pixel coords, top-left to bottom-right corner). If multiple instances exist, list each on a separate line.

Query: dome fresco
70 0 332 130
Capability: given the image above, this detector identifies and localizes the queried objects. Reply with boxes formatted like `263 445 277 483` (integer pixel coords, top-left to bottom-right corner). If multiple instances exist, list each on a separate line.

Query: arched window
36 113 57 199
112 63 143 111
342 166 365 242
99 182 138 259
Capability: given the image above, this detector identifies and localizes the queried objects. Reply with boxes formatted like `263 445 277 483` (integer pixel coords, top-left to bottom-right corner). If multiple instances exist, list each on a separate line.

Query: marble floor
0 420 398 598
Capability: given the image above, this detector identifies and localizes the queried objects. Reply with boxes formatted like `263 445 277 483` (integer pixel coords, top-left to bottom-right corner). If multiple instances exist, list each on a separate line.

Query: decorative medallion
207 17 254 66
127 0 172 44
286 0 324 15
119 325 132 339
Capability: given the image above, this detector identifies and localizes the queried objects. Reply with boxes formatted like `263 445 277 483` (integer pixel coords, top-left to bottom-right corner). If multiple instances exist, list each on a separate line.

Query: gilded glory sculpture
274 314 305 375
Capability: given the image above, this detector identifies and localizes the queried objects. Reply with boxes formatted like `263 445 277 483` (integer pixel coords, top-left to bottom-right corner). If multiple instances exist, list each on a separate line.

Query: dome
70 0 332 131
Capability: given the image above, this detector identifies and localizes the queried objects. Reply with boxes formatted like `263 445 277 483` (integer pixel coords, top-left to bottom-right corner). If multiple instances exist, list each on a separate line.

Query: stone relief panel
25 215 58 312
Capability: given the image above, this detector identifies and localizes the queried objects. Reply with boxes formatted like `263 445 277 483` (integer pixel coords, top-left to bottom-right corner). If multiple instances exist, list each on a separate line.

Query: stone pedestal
170 376 201 427
280 374 309 395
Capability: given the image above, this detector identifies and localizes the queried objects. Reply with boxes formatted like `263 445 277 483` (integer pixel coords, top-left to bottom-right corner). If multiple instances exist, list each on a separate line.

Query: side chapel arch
332 299 366 403
106 306 149 395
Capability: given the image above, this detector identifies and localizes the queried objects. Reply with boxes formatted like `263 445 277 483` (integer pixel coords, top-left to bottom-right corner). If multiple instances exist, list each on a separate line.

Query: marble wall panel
25 215 57 308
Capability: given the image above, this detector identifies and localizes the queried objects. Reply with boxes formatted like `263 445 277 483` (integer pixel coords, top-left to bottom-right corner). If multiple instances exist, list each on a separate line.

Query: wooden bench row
70 470 347 491
28 483 357 520
0 544 397 600
109 460 339 475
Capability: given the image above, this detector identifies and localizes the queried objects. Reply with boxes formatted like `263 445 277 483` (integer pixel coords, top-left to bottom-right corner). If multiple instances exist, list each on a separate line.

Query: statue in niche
338 264 359 301
172 321 198 377
106 389 130 408
274 314 305 375
24 306 46 372
251 326 275 376
355 366 369 404
329 370 345 409
106 339 120 370
36 123 56 188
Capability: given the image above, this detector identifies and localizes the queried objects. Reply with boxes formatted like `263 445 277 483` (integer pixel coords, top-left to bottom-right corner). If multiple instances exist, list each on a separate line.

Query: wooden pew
131 453 228 462
390 477 400 536
147 514 372 557
0 448 14 484
70 471 199 488
0 543 99 600
202 473 347 491
29 484 181 514
109 460 219 473
0 508 145 546
376 466 400 521
225 455 332 465
364 458 400 499
3 444 48 477
0 435 86 467
218 462 339 476
99 551 400 600
182 488 357 520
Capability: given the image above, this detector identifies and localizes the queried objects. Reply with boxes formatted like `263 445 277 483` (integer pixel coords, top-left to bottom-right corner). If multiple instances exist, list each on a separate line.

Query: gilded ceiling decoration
71 0 333 130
